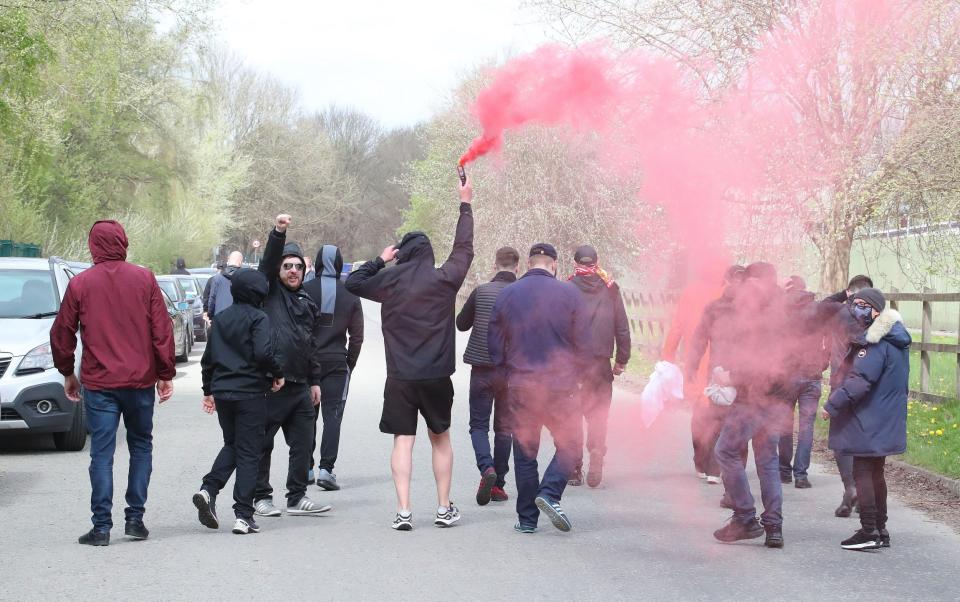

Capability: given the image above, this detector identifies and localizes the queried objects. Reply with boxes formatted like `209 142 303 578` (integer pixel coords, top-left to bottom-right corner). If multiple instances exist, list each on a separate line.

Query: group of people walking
670 264 910 550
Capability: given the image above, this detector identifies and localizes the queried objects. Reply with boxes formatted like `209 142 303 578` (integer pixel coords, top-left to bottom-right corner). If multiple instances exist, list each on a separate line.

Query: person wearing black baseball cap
566 245 630 488
488 243 591 533
822 288 911 550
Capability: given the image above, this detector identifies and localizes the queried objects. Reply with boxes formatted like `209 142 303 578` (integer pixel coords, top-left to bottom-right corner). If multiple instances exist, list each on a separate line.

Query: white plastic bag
704 366 737 406
639 361 684 427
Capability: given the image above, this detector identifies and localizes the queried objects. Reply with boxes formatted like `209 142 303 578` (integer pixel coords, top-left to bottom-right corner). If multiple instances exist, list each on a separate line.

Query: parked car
0 257 86 451
161 288 190 363
172 274 207 342
155 275 194 352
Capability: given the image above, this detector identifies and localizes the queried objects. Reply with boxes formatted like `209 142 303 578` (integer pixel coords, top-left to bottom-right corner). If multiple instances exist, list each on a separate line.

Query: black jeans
202 393 267 519
575 358 613 471
255 384 314 506
468 366 512 487
853 456 888 532
311 362 352 473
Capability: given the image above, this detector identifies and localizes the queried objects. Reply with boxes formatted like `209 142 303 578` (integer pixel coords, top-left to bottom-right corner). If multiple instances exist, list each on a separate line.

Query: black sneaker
841 529 881 550
834 492 854 518
720 494 735 509
78 529 110 546
513 522 537 534
794 477 811 489
193 490 219 529
568 468 583 487
535 496 572 532
476 467 497 506
878 528 891 548
764 527 784 548
392 511 413 531
713 518 764 543
124 520 149 540
780 473 792 484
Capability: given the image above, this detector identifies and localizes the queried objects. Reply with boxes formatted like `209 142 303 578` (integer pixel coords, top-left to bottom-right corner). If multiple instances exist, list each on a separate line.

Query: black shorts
380 377 454 435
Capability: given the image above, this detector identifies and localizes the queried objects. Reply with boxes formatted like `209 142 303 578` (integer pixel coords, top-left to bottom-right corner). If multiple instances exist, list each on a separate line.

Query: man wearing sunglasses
252 213 331 518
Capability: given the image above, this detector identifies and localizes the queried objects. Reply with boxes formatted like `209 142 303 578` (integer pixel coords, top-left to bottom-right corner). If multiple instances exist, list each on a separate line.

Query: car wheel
176 329 189 363
53 401 87 452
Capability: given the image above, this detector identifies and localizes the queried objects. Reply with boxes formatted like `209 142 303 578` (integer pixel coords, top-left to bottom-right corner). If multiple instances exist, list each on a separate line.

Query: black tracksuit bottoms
201 393 267 520
254 383 314 506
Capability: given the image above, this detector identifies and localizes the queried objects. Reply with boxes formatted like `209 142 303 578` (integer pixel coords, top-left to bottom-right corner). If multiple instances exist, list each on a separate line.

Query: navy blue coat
825 309 911 457
487 268 591 391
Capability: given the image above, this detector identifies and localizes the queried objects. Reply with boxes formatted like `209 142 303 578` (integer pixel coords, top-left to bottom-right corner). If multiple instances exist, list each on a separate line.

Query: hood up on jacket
230 268 269 306
315 244 343 326
281 242 305 265
223 264 240 279
865 308 911 348
395 231 435 265
88 220 129 264
316 245 344 277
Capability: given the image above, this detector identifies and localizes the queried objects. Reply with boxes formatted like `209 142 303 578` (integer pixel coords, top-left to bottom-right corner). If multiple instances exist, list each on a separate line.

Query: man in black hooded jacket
302 244 364 491
252 214 331 518
346 178 473 531
567 245 631 488
194 268 285 535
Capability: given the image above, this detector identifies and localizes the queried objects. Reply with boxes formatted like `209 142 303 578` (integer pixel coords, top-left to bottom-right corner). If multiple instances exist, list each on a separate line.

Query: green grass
907 332 958 399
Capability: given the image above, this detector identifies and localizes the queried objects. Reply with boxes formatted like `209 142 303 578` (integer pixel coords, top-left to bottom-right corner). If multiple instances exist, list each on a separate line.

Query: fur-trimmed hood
865 308 911 348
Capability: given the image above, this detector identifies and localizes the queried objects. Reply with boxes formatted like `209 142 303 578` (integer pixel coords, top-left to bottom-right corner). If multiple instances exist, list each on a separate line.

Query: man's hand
380 245 398 263
310 385 322 406
613 362 626 376
203 312 211 325
271 377 285 392
459 175 473 204
820 407 831 421
202 395 215 414
157 380 174 403
63 374 81 402
276 214 292 233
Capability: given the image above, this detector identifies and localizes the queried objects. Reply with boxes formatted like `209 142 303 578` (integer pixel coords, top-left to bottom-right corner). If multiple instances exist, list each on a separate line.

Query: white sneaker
434 502 461 527
287 496 332 515
254 499 282 517
392 511 413 531
707 476 721 485
697 472 708 479
232 518 260 534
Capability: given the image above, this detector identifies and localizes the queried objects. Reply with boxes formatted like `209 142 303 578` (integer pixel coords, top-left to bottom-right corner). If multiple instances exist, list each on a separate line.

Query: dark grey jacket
208 265 240 316
456 271 516 366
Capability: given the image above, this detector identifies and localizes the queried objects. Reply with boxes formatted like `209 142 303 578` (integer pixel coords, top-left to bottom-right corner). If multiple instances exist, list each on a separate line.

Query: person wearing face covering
302 244 364 491
822 288 910 551
193 269 286 535
346 178 474 531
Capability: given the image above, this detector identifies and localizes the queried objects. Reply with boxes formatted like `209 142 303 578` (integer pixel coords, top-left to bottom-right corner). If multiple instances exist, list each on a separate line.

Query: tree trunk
819 233 854 294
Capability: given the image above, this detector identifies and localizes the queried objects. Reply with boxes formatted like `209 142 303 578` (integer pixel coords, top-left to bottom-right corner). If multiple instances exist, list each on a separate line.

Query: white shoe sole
841 541 881 550
232 521 260 534
287 505 332 515
392 522 413 531
254 506 282 518
434 514 461 527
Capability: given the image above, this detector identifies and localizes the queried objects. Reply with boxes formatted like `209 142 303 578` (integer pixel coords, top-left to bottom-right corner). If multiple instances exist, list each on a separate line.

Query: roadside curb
888 458 960 499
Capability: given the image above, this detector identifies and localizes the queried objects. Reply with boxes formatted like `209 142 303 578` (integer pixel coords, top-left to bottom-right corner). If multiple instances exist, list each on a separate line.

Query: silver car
0 257 86 450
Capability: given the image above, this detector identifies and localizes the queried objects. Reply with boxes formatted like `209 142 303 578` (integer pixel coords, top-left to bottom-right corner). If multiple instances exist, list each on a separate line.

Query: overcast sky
212 0 551 129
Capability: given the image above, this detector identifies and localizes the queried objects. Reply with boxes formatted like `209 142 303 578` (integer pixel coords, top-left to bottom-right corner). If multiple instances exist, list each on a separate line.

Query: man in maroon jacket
51 220 175 546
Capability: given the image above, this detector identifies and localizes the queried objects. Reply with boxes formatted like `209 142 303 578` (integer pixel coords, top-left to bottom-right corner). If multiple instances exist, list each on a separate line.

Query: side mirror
177 301 189 311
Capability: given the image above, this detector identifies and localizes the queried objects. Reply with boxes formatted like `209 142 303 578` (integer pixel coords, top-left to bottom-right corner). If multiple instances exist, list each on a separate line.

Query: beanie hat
852 287 886 312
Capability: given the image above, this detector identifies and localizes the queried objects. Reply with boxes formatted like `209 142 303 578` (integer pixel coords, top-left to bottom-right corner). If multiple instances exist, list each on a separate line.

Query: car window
0 269 59 318
177 277 199 295
157 280 180 301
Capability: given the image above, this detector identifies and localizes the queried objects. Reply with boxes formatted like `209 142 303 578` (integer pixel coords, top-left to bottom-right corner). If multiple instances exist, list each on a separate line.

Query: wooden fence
887 290 960 405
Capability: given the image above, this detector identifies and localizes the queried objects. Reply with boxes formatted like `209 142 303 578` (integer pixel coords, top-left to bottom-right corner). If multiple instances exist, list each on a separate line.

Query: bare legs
391 430 454 512
428 430 453 508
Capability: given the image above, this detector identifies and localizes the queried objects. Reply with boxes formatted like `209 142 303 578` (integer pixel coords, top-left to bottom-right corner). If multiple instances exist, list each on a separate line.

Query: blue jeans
84 387 155 532
778 378 822 479
468 366 512 487
715 399 785 528
510 386 581 528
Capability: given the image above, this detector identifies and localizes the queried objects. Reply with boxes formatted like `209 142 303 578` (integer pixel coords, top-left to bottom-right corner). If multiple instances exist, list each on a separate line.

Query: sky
212 0 551 129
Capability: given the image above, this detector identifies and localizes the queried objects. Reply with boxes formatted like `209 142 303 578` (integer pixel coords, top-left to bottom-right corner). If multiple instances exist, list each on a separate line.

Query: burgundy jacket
50 221 176 390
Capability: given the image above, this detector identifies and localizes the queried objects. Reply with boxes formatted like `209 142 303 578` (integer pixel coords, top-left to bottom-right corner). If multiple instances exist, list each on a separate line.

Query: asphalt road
2 300 959 601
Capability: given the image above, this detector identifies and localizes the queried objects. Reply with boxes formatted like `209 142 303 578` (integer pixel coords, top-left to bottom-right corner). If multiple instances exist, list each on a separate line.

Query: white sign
252 240 261 249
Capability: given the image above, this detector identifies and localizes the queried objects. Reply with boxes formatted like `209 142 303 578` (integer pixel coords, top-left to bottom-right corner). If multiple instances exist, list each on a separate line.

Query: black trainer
720 494 735 509
841 529 881 550
713 518 764 543
476 467 497 506
835 492 855 517
193 490 219 529
794 477 811 489
764 527 784 548
780 473 792 484
78 529 110 546
124 520 149 540
878 528 891 548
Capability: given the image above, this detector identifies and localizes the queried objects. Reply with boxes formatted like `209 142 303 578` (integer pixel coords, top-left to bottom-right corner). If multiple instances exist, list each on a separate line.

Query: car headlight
18 342 55 373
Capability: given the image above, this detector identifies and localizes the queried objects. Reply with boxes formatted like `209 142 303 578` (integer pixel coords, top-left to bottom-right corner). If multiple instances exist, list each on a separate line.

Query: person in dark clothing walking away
172 257 190 275
207 252 244 318
821 274 874 517
302 244 364 491
346 178 474 530
822 288 910 550
51 220 175 546
567 245 631 488
253 214 331 518
456 246 519 505
778 276 829 489
193 269 286 535
488 243 590 534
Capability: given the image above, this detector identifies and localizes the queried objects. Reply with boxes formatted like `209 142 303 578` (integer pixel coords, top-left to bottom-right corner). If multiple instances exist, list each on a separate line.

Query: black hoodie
569 273 631 365
201 269 285 397
346 202 474 380
302 245 365 369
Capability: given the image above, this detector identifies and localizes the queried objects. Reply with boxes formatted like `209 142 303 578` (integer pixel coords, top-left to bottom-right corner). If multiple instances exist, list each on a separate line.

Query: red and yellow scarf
571 264 615 288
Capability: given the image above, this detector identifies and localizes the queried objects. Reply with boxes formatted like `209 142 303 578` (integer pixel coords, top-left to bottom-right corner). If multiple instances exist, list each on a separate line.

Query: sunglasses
282 262 304 272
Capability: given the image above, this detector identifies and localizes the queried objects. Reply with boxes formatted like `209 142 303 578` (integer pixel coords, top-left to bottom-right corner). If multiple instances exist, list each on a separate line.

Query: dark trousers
201 394 267 519
692 402 724 477
715 399 785 528
83 387 155 532
510 385 581 528
468 366 512 487
778 378 822 479
836 452 856 494
575 358 613 471
254 384 314 506
310 362 351 473
853 456 888 532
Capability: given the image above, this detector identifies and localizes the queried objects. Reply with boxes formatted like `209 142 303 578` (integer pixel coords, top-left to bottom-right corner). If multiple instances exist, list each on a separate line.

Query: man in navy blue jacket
823 288 910 551
488 243 591 533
